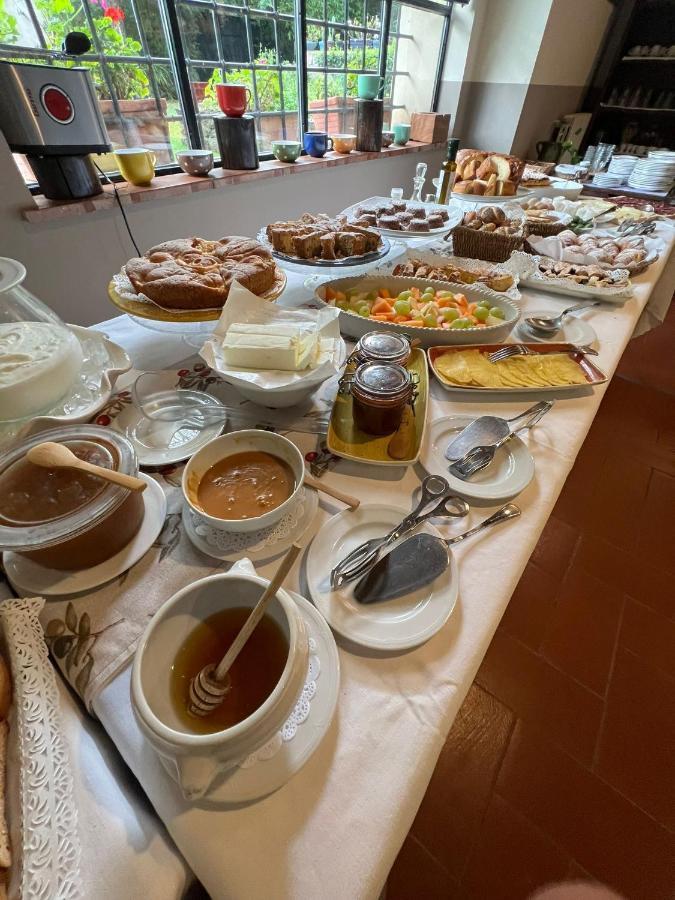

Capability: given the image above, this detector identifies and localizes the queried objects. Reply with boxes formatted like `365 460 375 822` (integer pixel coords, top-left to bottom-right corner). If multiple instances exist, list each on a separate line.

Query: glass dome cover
0 257 84 423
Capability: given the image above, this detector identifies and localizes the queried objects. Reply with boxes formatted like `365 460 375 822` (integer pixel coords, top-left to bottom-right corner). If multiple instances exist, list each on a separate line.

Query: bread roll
498 179 517 196
453 180 471 194
471 180 487 196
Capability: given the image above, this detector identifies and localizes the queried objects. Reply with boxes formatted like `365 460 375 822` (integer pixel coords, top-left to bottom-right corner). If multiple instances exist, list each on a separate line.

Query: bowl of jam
0 425 144 570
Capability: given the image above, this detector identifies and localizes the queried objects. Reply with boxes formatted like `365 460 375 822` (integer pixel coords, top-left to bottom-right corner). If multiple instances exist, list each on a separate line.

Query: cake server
444 401 551 461
353 504 521 604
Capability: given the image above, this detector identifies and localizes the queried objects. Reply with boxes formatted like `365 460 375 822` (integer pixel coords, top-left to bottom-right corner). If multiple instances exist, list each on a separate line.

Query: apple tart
125 236 276 310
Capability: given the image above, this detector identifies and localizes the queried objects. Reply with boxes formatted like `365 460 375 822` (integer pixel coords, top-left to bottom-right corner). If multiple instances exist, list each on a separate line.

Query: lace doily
186 490 308 554
0 598 82 900
239 638 320 768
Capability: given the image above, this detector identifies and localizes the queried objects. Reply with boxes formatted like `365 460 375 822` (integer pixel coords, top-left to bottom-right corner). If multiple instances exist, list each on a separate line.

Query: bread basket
450 224 524 263
524 218 569 238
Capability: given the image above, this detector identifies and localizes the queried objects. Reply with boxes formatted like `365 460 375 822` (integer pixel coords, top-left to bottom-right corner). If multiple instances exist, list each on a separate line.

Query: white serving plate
506 252 633 303
0 325 131 448
339 195 463 240
527 180 584 200
517 310 597 347
306 503 459 651
422 415 534 501
451 188 533 205
314 275 521 347
373 248 522 303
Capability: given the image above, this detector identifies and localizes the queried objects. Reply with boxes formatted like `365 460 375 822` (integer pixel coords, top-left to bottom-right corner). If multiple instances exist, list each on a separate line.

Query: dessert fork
487 343 598 364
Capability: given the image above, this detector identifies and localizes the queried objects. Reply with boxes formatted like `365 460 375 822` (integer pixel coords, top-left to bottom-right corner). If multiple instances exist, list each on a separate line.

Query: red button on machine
40 84 75 124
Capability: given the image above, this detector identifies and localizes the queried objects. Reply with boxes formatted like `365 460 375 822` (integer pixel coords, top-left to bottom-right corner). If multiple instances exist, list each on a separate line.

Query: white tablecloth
76 225 674 900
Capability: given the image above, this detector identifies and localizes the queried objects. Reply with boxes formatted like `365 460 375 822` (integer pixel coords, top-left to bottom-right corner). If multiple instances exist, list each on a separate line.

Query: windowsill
21 141 445 223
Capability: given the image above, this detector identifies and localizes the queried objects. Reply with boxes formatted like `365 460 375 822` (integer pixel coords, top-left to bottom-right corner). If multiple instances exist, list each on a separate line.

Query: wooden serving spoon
188 541 302 717
27 441 147 493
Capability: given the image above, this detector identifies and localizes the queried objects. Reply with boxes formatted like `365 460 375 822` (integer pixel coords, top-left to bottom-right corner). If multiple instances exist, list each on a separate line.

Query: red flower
104 6 125 23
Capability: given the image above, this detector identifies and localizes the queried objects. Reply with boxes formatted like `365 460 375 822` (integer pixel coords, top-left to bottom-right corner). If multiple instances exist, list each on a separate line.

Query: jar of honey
0 424 145 570
351 331 412 368
348 362 415 436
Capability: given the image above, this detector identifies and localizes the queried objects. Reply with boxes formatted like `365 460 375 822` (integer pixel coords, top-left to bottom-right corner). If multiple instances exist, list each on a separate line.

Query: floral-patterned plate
3 475 167 596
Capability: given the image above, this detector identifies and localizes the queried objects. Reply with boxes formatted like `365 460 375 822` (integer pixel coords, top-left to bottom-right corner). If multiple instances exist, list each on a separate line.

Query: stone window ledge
22 141 445 224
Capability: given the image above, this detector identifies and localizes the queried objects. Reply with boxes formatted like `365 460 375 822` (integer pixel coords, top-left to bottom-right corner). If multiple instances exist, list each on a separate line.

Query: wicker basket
524 218 569 238
450 225 524 263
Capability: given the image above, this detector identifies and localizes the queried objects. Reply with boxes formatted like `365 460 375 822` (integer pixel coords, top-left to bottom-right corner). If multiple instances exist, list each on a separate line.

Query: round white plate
182 487 319 562
451 188 533 205
4 473 167 596
423 416 534 501
109 400 226 467
306 503 458 651
517 309 597 346
204 589 339 804
0 326 131 449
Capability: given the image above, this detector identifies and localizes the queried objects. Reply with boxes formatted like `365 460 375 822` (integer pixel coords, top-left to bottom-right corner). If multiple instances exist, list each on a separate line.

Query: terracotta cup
216 83 252 117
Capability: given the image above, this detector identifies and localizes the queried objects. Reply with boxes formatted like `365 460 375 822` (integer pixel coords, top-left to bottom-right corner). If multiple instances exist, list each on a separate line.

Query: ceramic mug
131 558 309 801
176 150 214 176
303 131 334 158
393 123 410 146
381 130 395 147
114 147 156 186
216 83 252 117
357 74 384 100
271 140 302 162
331 133 356 154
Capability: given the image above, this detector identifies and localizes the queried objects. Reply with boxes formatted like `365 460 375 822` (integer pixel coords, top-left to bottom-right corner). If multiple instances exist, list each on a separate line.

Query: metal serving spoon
524 302 600 337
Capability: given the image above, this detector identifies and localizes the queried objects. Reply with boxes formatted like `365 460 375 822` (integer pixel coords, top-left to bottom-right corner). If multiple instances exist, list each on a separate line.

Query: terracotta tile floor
388 302 675 899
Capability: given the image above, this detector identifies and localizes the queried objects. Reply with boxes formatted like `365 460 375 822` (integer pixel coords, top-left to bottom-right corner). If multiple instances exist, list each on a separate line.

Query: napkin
200 281 342 390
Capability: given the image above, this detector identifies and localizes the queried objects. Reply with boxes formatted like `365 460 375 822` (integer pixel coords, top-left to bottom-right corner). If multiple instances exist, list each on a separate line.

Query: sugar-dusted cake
125 236 276 310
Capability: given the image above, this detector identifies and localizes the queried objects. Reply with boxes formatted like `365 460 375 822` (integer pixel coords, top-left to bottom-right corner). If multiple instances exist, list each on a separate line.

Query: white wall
531 0 613 86
0 140 445 325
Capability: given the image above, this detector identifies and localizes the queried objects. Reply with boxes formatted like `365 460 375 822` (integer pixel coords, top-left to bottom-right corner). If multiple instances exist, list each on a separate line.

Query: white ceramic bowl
182 430 305 533
131 569 309 800
315 275 520 347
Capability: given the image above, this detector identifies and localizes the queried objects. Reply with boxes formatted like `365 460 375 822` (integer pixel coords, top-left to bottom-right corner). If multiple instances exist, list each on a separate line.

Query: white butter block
222 322 318 371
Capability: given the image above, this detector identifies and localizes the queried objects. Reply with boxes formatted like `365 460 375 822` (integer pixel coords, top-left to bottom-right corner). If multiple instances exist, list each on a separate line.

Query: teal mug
272 140 302 162
357 74 384 100
393 123 410 145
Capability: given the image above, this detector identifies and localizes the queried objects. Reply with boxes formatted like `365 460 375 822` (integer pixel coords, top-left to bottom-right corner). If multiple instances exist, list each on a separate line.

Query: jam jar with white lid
351 331 412 368
0 424 145 570
347 362 416 436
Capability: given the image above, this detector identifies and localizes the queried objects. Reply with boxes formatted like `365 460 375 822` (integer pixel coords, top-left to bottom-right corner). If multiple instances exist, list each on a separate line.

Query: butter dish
200 281 344 408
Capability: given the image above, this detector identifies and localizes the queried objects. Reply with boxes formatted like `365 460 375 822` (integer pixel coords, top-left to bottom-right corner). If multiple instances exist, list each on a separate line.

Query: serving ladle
26 441 147 492
188 541 301 717
524 301 600 337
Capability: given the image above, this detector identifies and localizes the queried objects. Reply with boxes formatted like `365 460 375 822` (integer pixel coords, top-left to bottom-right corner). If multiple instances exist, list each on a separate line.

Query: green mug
271 140 302 162
393 123 410 145
357 74 384 100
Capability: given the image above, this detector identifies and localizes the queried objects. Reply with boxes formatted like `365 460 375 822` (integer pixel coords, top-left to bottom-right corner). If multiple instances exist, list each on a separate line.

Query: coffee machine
0 54 111 200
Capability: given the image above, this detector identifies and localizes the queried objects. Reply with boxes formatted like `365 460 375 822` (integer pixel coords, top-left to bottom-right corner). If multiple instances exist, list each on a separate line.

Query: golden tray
327 348 428 466
107 265 287 323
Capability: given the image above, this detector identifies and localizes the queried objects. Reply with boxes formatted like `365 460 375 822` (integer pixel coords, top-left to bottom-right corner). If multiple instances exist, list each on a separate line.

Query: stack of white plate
591 172 626 188
606 155 639 181
628 150 675 192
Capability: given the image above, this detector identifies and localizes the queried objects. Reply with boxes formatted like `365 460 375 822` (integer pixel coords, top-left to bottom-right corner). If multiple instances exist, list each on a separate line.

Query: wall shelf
599 104 675 114
621 55 675 61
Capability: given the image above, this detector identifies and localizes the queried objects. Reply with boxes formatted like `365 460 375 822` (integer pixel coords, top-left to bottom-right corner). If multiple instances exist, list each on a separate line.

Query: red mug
216 83 252 117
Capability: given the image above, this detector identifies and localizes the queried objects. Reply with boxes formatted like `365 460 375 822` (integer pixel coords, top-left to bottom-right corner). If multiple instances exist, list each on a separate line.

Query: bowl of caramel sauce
182 429 305 534
131 564 309 801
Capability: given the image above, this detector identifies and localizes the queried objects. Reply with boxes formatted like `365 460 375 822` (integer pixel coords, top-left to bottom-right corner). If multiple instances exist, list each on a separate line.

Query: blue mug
303 131 334 158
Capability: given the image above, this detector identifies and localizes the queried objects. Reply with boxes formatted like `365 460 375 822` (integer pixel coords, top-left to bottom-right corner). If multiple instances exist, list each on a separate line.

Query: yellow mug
114 147 156 186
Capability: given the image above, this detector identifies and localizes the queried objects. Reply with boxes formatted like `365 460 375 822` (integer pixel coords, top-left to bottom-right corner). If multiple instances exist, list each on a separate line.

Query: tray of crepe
505 252 633 303
428 343 607 395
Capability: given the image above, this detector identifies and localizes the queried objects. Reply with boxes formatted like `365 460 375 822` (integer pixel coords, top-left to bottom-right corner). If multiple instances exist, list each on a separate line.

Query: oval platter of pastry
107 235 287 322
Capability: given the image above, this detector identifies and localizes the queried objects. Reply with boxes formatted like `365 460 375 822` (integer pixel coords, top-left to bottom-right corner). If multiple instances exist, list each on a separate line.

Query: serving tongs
329 475 468 590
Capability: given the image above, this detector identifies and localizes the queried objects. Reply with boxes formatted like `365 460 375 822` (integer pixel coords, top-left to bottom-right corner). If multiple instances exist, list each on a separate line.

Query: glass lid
0 257 65 326
354 362 411 397
0 425 138 552
357 331 410 360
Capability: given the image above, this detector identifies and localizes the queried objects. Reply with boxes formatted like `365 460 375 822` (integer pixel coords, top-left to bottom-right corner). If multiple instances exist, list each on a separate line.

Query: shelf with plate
598 104 675 114
620 55 675 62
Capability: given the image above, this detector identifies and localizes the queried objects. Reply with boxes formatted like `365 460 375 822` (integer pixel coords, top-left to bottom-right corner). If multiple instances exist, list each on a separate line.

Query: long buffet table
29 224 675 899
